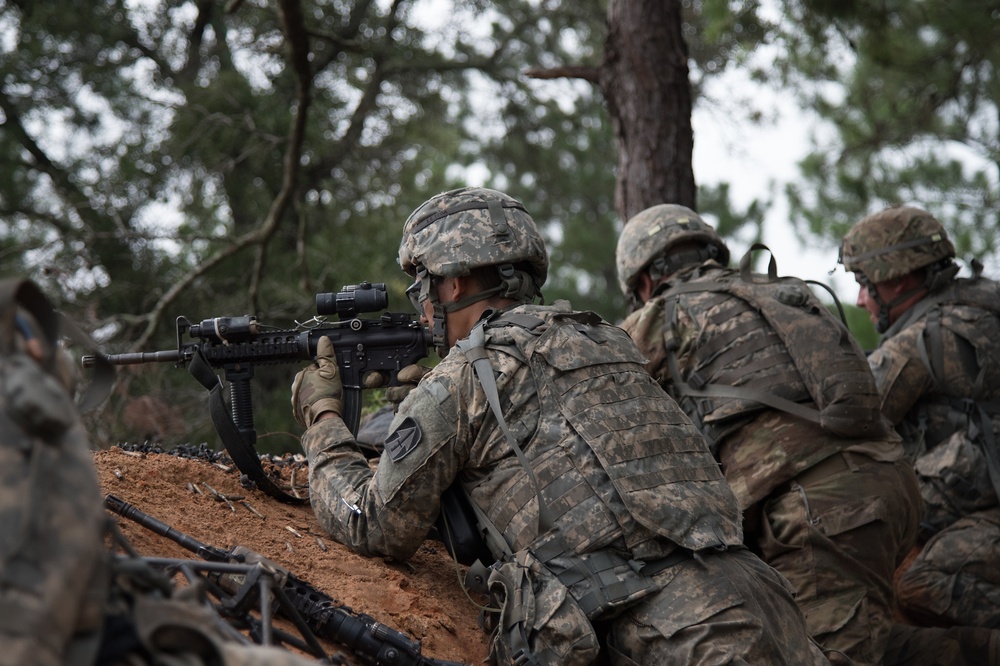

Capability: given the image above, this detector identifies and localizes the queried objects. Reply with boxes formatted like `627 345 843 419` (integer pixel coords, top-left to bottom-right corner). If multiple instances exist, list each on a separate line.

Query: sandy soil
94 447 490 665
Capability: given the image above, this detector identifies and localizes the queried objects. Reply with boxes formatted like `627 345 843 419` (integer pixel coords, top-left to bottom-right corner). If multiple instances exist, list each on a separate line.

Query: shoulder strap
187 350 307 505
456 322 555 535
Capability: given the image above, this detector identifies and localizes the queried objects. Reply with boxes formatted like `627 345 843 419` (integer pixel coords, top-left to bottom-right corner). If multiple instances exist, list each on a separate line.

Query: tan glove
291 336 343 428
385 364 432 412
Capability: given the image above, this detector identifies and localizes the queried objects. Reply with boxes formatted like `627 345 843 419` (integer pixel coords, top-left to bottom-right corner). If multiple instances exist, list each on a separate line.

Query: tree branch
524 65 601 83
135 0 315 347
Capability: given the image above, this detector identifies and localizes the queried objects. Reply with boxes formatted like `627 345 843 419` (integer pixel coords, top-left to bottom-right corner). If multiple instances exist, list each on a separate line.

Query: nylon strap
187 350 306 504
456 321 555 534
662 297 825 428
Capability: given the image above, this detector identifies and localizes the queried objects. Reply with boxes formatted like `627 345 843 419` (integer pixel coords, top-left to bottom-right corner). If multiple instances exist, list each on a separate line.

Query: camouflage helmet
398 187 548 287
615 204 730 297
841 206 955 283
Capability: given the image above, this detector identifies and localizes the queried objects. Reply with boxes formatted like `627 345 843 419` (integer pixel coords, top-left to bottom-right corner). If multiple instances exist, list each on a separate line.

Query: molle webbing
912 278 1000 395
662 249 885 439
518 311 739 553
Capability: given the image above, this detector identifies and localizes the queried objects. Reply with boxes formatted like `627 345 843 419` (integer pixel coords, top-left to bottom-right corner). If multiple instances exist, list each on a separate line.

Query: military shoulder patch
384 417 422 462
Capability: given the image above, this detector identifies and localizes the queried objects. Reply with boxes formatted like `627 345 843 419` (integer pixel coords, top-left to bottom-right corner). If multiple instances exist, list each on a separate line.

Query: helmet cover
841 206 955 283
398 187 548 287
615 204 730 296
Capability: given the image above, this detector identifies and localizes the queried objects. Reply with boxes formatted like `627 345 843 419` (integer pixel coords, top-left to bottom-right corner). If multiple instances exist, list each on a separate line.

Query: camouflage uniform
842 206 1000 630
0 279 316 666
842 207 1000 628
617 205 922 666
297 188 827 665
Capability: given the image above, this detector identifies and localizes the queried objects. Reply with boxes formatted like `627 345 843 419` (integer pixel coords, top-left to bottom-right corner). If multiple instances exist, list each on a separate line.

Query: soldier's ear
444 275 470 303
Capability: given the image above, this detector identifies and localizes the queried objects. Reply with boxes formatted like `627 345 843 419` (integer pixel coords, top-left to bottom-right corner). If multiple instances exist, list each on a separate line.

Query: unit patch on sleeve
384 417 422 462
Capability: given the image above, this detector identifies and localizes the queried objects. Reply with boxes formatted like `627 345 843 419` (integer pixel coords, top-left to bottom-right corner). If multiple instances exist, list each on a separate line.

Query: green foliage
0 0 840 451
774 0 1000 264
842 303 880 353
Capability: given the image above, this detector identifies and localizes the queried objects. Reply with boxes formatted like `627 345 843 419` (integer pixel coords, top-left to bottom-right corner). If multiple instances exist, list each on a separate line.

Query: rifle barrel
104 494 228 561
82 349 183 368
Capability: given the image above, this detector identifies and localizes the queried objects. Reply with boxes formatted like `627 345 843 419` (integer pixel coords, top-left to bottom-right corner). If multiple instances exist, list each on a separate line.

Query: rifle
84 282 430 503
105 494 468 666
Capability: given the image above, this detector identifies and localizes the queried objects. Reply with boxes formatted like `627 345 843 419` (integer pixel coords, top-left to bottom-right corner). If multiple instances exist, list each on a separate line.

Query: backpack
661 244 886 440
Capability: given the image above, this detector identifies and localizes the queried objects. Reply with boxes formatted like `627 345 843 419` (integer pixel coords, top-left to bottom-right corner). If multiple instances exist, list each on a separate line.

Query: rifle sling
188 350 307 505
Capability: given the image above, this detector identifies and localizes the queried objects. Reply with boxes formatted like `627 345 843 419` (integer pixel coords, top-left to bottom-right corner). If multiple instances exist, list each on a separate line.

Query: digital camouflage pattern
301 300 827 664
620 260 922 665
840 206 955 284
614 203 729 302
397 187 548 284
897 509 1000 629
867 274 1000 629
0 278 109 666
0 351 108 666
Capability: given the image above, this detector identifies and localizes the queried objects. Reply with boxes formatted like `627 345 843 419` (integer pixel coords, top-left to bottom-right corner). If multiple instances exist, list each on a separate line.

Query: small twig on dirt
285 525 303 538
203 482 237 513
240 500 266 519
286 542 295 553
188 483 203 495
315 537 328 552
213 462 234 473
120 450 146 458
289 466 302 499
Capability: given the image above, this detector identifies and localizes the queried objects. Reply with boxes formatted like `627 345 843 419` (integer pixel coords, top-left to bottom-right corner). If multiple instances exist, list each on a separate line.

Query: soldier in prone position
615 204 923 666
291 187 827 665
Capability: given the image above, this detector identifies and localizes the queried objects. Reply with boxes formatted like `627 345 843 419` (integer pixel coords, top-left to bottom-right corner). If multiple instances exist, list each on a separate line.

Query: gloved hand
291 336 343 428
385 364 432 412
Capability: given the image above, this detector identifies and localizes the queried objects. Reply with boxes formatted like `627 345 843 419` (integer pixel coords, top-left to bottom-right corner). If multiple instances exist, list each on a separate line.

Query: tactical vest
891 276 1000 516
659 250 885 443
467 304 743 560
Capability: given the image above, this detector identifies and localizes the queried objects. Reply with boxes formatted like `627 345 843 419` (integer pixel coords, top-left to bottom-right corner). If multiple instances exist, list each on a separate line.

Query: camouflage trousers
604 547 827 665
750 453 921 666
896 507 1000 629
885 623 1000 665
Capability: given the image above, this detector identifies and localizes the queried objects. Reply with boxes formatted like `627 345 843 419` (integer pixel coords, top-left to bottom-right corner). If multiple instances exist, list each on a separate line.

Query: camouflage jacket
302 301 743 562
622 262 900 509
0 354 108 666
870 275 1000 458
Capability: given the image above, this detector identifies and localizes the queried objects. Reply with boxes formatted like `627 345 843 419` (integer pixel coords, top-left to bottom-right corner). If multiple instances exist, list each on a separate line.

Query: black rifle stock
105 494 468 666
84 282 430 502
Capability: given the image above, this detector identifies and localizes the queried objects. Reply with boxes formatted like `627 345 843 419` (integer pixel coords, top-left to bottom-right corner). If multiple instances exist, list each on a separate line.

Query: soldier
0 278 316 666
291 187 827 665
615 204 923 666
840 205 1000 630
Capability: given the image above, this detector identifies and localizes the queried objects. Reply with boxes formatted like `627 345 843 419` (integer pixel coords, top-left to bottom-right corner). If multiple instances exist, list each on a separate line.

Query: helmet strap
861 274 927 334
421 264 540 356
649 246 718 285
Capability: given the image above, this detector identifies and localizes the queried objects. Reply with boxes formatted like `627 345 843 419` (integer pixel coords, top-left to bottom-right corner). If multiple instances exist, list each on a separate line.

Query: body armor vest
469 304 742 560
892 277 1000 517
660 260 885 443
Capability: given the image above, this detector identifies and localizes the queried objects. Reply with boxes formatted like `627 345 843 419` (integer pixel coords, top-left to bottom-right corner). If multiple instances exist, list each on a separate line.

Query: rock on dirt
94 447 490 665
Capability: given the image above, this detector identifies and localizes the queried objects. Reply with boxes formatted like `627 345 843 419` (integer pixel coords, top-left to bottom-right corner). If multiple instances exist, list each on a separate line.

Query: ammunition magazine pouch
478 544 670 666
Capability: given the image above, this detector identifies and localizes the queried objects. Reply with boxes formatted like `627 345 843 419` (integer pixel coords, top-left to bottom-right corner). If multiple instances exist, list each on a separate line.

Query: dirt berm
94 447 490 665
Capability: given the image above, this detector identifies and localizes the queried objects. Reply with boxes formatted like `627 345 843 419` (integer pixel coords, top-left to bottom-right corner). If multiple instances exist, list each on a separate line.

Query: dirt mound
94 447 490 665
